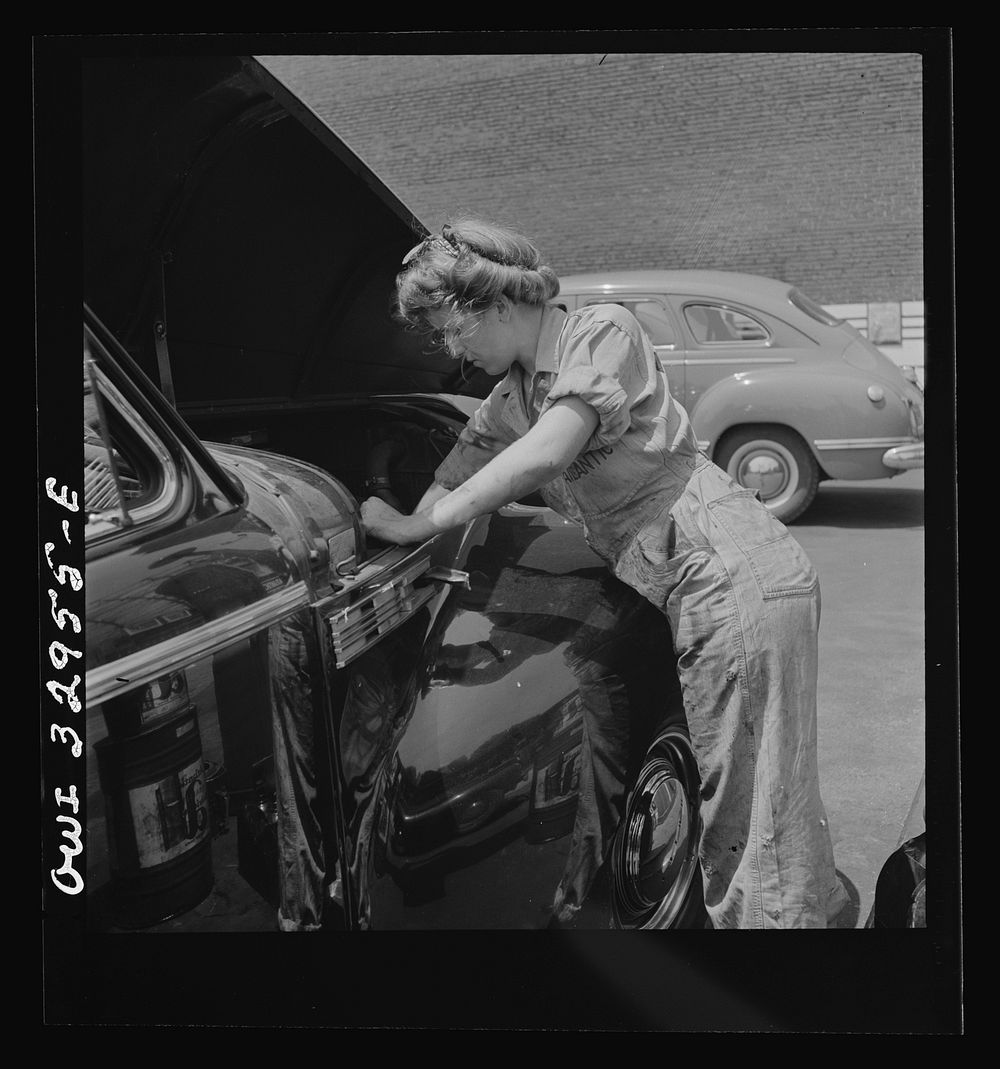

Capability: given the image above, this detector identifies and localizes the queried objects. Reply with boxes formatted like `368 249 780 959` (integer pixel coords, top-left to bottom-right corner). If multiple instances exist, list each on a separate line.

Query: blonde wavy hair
396 216 560 351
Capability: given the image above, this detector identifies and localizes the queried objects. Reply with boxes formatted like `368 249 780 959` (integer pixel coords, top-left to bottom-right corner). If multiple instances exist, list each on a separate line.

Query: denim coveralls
434 303 846 928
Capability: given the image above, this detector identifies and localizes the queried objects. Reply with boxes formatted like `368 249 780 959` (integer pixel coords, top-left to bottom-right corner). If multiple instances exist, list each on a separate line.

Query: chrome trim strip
320 547 438 669
814 437 917 451
328 584 437 669
86 581 311 706
683 356 796 365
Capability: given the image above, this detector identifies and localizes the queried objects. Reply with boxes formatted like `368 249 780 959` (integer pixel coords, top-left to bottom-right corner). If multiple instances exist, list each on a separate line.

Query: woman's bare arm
414 481 451 514
361 396 599 544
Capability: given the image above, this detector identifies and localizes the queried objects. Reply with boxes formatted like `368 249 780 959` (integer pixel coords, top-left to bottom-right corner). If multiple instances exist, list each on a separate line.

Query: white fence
824 301 925 388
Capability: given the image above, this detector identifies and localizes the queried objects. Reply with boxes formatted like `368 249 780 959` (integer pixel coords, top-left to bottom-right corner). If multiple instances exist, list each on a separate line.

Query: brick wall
258 51 923 306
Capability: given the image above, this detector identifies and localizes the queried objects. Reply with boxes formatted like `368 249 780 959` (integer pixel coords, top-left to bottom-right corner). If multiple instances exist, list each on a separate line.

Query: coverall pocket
707 491 817 599
612 520 690 609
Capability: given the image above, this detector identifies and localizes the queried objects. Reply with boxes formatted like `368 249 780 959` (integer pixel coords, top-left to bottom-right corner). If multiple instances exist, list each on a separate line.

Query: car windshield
788 288 844 326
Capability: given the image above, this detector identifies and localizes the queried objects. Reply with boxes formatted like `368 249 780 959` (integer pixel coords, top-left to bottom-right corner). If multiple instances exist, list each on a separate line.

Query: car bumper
882 441 924 470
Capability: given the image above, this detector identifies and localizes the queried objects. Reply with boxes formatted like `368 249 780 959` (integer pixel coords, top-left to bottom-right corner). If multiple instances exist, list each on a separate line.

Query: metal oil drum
95 698 213 929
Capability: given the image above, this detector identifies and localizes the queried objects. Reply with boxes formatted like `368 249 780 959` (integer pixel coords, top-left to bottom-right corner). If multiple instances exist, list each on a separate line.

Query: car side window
584 298 677 347
683 303 769 344
84 349 179 539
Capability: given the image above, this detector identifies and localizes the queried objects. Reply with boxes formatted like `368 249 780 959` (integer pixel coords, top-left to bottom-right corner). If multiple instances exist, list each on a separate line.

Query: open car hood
82 55 496 409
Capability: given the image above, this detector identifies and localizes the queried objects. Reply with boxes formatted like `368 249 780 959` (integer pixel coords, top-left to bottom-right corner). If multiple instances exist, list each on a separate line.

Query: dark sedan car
61 55 705 933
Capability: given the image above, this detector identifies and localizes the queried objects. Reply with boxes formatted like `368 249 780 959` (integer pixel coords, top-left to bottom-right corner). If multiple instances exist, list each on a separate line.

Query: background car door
577 295 686 398
662 294 794 421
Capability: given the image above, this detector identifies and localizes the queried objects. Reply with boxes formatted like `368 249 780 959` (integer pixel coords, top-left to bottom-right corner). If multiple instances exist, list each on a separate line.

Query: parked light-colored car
556 271 925 523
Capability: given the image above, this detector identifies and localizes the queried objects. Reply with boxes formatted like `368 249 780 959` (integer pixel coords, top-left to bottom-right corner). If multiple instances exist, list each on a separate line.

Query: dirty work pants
616 460 844 928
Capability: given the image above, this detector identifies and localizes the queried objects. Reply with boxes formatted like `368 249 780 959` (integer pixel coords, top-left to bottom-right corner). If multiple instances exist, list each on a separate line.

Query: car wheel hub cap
626 765 691 907
611 732 700 928
726 439 801 507
737 451 789 499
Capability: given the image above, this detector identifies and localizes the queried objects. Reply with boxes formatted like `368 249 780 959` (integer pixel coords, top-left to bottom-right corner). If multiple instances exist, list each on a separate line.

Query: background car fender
690 365 910 479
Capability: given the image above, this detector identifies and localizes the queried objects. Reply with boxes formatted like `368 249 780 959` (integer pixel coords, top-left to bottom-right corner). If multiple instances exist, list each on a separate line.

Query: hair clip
402 234 461 266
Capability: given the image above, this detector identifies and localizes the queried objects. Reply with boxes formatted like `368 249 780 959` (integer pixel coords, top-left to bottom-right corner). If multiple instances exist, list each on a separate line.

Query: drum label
128 758 208 867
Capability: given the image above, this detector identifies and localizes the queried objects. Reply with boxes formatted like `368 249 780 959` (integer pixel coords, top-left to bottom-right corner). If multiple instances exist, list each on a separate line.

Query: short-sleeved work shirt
434 302 702 563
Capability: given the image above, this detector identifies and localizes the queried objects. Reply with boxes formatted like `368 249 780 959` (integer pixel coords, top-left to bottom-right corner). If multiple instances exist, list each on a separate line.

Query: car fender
333 506 675 930
689 365 916 480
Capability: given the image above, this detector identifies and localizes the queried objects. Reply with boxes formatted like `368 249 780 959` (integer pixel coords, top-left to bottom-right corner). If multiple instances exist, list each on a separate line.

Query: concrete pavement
793 468 926 927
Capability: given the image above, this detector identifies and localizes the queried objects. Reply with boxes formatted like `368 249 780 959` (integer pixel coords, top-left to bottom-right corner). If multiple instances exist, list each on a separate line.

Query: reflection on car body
77 55 704 932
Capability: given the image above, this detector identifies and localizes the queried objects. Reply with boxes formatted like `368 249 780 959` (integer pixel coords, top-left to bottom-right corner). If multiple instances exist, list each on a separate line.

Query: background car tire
609 710 705 930
714 424 819 524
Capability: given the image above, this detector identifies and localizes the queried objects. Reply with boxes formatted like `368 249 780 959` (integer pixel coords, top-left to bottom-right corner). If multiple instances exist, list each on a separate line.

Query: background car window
684 303 769 344
585 298 677 346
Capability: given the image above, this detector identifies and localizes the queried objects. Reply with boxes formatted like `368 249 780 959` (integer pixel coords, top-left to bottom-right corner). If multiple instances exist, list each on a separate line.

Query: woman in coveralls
361 217 848 929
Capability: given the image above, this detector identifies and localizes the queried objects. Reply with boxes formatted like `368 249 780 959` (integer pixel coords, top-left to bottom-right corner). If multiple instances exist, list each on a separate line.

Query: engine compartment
185 400 467 517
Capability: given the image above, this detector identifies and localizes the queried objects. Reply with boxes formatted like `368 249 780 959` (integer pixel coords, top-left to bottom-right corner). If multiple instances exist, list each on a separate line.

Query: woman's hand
361 497 423 545
362 396 597 548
